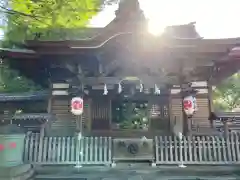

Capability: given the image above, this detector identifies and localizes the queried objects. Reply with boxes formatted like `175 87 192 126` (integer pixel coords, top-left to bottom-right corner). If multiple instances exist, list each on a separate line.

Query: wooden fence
23 133 112 165
155 133 240 165
24 133 240 166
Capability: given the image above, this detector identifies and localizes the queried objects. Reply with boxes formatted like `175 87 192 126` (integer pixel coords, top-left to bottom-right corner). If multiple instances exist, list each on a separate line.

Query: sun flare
89 0 240 39
148 20 165 36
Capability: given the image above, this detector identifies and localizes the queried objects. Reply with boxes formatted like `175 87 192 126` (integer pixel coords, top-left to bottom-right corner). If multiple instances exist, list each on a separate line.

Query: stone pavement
35 164 240 180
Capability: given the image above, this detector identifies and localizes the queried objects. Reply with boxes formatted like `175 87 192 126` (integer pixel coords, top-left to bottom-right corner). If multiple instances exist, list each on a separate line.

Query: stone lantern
0 124 33 180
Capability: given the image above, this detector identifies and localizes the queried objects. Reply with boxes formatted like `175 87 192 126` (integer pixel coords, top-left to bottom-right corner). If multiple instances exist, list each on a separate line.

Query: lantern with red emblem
71 97 83 115
183 95 197 116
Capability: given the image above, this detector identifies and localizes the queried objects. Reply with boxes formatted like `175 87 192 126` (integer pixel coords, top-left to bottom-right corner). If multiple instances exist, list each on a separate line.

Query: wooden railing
10 113 56 137
210 112 240 134
24 133 240 166
155 133 240 165
23 133 112 165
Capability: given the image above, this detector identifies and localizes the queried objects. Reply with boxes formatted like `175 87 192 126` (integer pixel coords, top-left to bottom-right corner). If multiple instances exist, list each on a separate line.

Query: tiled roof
0 90 49 102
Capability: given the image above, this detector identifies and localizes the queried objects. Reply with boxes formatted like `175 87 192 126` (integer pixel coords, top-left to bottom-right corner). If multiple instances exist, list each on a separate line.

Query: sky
90 0 240 39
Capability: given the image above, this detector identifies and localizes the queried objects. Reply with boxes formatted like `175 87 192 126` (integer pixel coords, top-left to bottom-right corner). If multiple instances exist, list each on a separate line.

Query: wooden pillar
109 98 112 130
207 83 213 112
168 93 173 132
47 96 52 113
170 88 184 136
79 98 92 131
207 82 214 128
180 86 189 136
223 120 229 138
87 98 92 131
147 97 154 131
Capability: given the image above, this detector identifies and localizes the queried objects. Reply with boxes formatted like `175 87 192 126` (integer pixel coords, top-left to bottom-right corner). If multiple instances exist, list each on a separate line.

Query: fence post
37 131 44 162
154 136 159 163
226 133 232 162
178 133 186 168
75 132 82 167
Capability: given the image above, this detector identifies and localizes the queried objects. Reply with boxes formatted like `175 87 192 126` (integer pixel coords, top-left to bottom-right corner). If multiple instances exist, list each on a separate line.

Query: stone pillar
0 125 34 180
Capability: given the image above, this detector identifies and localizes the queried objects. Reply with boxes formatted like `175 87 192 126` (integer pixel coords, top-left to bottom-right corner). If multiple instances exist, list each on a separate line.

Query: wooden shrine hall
1 0 240 137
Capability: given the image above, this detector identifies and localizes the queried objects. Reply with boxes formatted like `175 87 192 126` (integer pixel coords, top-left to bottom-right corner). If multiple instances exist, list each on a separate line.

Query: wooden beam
65 62 76 74
80 76 177 87
158 38 240 51
35 48 92 55
101 58 122 76
82 77 121 85
82 75 212 87
26 34 240 50
183 58 215 69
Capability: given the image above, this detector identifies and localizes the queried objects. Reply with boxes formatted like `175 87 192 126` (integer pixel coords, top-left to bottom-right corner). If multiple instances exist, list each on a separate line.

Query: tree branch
0 7 50 26
0 5 46 19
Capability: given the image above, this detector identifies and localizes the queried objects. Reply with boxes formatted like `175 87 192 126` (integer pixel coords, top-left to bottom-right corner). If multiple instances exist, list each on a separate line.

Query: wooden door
91 98 110 130
149 96 170 131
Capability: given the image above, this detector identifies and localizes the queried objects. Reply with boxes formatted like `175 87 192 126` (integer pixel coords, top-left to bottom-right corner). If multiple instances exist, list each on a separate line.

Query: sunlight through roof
90 0 240 39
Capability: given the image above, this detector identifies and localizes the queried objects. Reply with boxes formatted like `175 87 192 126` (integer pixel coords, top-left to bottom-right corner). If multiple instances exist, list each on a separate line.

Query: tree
213 73 240 111
0 0 115 92
0 61 42 93
1 0 105 44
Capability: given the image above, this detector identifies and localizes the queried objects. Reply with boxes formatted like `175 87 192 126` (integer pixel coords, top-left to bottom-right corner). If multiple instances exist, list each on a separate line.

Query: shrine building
1 0 240 137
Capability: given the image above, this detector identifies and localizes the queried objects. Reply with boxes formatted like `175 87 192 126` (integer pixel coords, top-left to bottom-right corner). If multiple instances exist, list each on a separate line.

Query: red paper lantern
183 100 192 109
71 97 84 115
183 95 197 116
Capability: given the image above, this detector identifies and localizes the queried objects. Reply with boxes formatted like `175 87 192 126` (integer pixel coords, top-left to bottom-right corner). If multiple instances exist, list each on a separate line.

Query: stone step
52 111 72 114
52 118 75 122
54 121 76 124
51 126 76 129
51 124 76 127
52 105 69 108
47 128 76 137
51 121 76 126
54 118 75 121
55 118 74 121
51 107 71 110
51 104 70 107
55 114 75 117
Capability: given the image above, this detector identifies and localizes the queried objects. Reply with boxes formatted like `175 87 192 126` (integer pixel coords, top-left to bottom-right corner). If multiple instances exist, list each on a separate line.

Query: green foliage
113 101 149 129
0 0 106 92
3 0 102 43
0 62 42 93
213 73 240 111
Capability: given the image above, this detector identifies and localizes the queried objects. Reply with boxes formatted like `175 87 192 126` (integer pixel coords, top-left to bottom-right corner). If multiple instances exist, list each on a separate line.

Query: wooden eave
12 0 240 61
19 0 240 59
2 38 240 69
25 33 240 50
0 90 49 102
24 0 146 50
3 37 240 57
22 35 240 58
2 38 240 83
0 48 38 59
